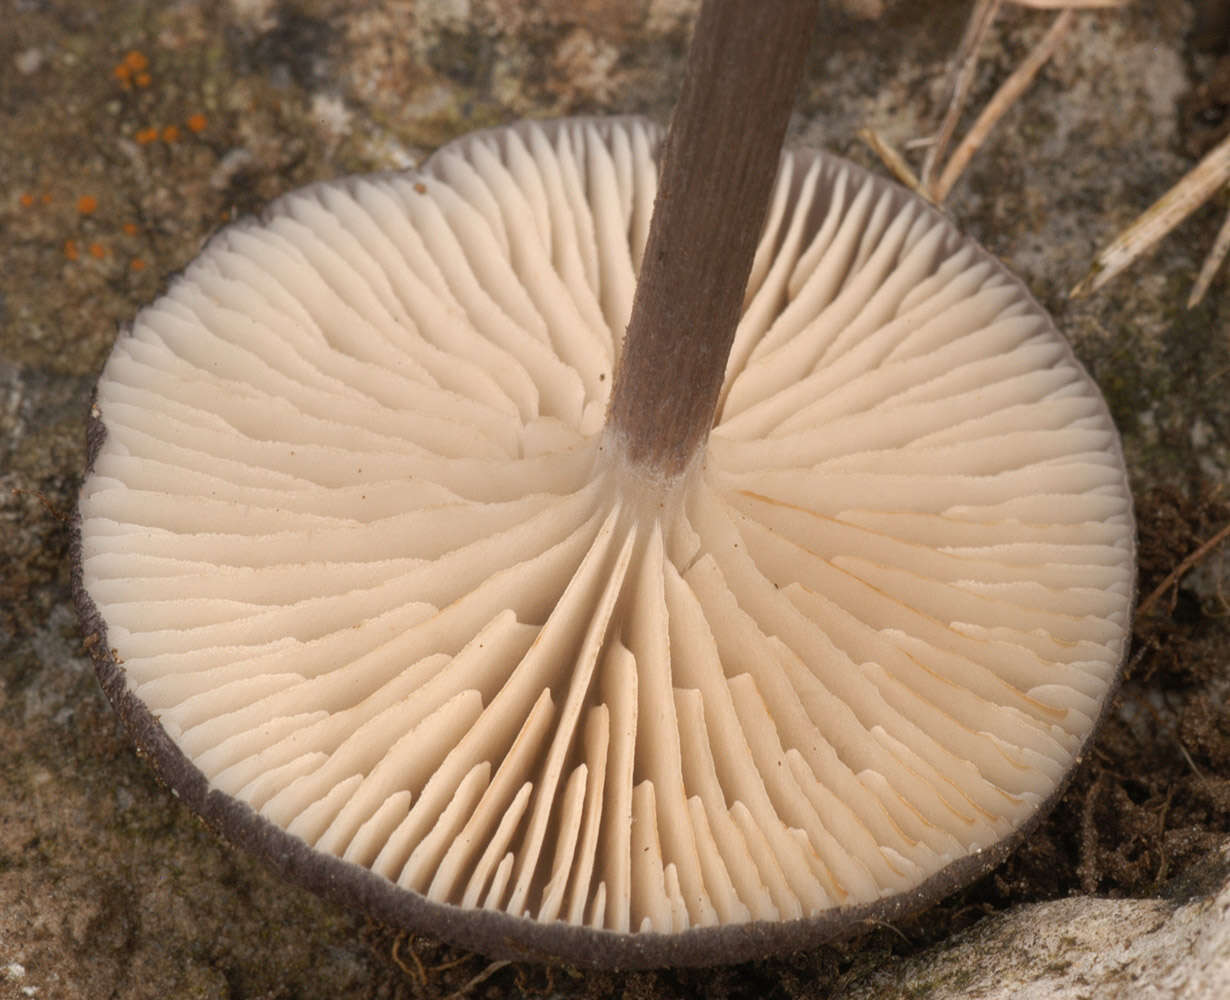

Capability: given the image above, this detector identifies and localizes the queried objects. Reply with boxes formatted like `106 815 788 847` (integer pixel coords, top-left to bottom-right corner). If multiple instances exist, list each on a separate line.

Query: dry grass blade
858 127 926 195
921 0 1003 189
869 1 1129 205
1187 200 1230 307
932 9 1075 201
1072 131 1230 297
1010 0 1129 7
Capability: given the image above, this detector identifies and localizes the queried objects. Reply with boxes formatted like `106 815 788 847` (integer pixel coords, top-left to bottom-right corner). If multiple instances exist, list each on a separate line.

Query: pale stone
840 842 1230 1000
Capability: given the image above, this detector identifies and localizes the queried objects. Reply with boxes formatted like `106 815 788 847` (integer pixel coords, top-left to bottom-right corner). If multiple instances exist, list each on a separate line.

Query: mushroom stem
604 0 820 479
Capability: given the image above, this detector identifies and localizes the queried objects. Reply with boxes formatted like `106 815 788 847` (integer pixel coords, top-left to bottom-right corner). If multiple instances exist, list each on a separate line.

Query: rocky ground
2 1 1229 998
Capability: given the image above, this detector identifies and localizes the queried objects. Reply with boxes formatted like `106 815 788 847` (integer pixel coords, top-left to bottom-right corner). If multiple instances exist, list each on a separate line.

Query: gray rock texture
3 1 1229 997
841 844 1230 1000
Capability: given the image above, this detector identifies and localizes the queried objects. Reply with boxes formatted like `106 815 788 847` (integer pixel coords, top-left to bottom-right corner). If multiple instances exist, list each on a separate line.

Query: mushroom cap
74 116 1135 968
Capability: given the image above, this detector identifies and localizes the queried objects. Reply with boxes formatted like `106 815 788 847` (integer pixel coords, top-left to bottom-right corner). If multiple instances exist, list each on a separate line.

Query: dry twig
1136 519 1230 618
390 933 428 987
1072 131 1230 300
1013 0 1127 7
921 0 1003 192
864 0 1130 204
857 126 925 193
932 10 1076 202
441 960 511 1000
1187 200 1230 307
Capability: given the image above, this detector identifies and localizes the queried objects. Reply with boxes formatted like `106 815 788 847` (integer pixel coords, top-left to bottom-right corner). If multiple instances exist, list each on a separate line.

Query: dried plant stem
858 127 926 196
868 2 1128 205
920 0 1003 190
1011 0 1128 8
932 9 1075 202
1187 197 1230 307
606 0 821 477
391 934 427 986
441 960 511 1000
1136 520 1230 618
1073 131 1230 298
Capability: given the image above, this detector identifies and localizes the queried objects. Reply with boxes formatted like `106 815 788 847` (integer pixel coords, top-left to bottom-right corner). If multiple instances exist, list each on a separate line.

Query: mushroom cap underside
74 116 1135 967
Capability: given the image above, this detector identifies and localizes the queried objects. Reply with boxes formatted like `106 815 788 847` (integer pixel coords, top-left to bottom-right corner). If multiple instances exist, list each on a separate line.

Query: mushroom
73 0 1134 970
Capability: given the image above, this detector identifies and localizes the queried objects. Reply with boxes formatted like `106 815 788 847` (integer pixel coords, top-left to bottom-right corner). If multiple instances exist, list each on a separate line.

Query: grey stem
605 0 821 477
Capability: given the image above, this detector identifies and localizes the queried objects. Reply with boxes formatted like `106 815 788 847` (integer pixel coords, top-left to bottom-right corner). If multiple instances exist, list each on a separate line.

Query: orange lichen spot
64 239 79 261
40 193 52 205
413 182 428 194
77 194 98 214
186 112 207 134
89 242 107 259
114 50 148 88
122 221 140 236
162 125 180 143
136 127 159 145
130 257 147 271
19 192 35 207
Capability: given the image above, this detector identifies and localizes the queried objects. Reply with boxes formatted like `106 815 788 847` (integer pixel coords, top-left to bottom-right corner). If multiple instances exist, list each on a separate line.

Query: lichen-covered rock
839 841 1230 1000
